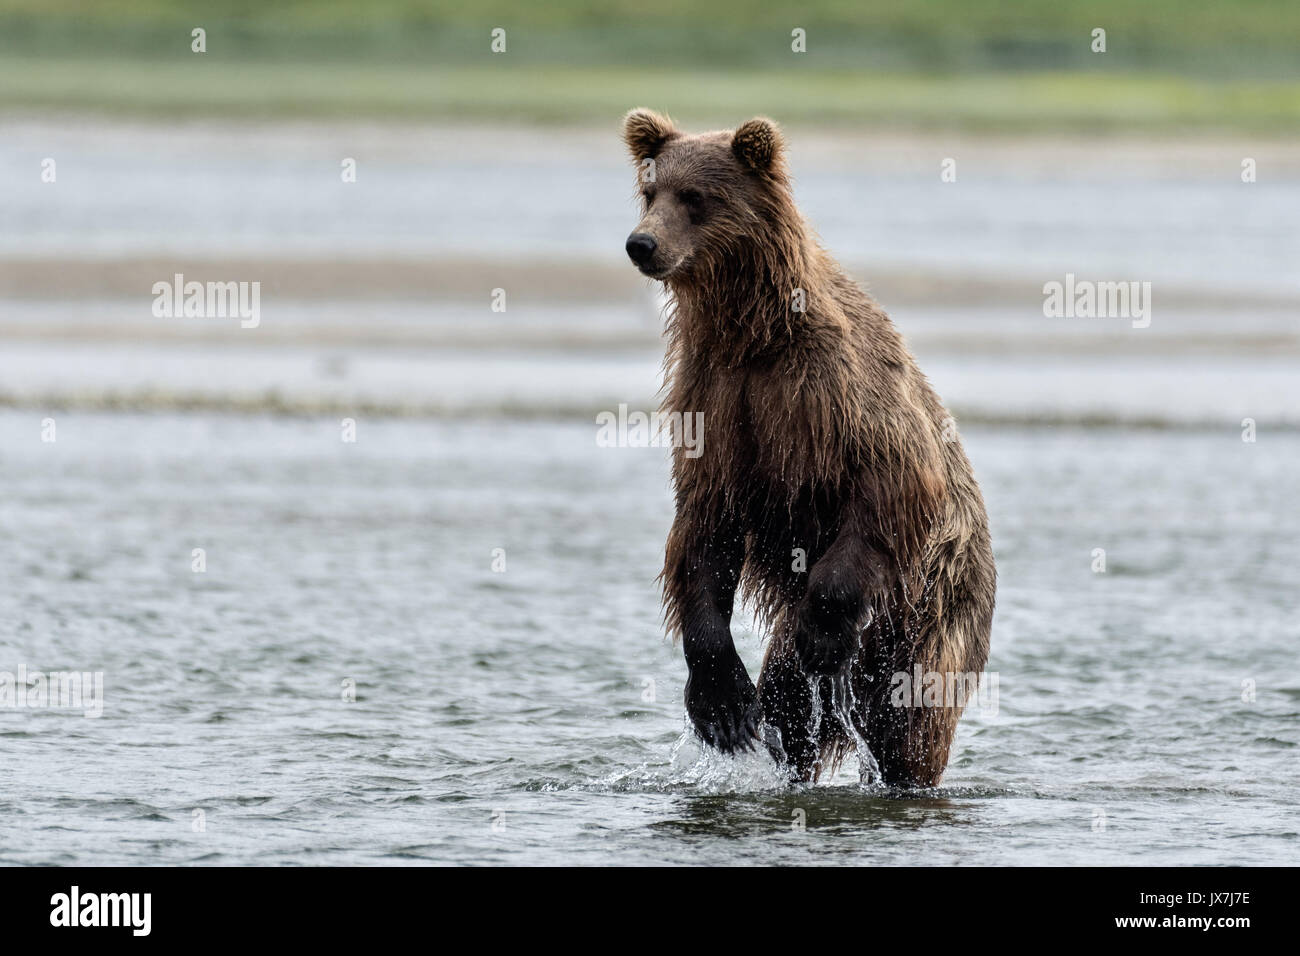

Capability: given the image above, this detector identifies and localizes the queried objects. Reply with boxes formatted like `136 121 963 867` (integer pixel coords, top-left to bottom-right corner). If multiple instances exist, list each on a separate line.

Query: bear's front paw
794 614 853 675
685 655 760 754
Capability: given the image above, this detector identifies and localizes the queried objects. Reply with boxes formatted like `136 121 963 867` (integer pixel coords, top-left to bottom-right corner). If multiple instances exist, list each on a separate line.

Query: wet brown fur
623 109 996 787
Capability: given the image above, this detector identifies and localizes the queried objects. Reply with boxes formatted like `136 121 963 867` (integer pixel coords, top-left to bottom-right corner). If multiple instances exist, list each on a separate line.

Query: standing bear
622 109 997 786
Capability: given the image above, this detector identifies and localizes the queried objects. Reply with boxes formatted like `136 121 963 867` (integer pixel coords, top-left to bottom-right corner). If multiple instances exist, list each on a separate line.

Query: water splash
827 671 884 789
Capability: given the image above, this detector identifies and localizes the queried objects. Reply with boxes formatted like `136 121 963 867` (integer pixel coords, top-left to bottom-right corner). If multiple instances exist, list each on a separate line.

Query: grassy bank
3 56 1299 133
5 1 1300 74
1 1 1298 132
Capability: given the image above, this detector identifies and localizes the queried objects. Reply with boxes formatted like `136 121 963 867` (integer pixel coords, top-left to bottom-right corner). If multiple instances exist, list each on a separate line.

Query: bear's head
622 108 790 282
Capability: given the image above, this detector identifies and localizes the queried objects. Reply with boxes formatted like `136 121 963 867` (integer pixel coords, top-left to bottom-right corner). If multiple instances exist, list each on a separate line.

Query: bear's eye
677 189 706 224
642 187 656 206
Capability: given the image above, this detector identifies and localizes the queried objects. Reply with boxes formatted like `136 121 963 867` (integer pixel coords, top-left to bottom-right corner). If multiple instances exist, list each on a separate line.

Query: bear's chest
683 363 834 493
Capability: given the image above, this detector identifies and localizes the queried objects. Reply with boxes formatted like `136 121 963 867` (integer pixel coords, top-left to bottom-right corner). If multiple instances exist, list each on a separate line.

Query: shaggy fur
622 109 996 786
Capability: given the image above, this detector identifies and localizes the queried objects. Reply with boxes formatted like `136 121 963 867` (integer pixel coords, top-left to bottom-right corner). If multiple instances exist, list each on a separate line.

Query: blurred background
1 2 1298 865
2 0 1299 421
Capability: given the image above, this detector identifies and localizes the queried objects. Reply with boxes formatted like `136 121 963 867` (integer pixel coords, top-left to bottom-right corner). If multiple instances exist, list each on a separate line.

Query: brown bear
622 109 997 787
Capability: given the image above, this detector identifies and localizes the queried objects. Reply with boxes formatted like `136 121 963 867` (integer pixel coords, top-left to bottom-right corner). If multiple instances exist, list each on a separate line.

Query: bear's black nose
625 233 657 266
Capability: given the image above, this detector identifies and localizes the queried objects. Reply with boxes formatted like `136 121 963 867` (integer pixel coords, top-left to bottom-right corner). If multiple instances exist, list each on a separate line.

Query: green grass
3 55 1298 133
2 1 1299 131
4 0 1299 74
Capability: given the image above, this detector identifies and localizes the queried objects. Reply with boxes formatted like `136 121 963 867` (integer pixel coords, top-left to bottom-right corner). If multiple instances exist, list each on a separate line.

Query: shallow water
3 118 1298 295
1 412 1295 865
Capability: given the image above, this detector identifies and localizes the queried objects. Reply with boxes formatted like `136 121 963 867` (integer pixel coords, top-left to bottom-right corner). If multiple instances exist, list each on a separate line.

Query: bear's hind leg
856 649 964 788
864 707 956 788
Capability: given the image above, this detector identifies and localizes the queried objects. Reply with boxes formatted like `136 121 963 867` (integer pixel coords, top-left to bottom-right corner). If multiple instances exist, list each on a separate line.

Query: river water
1 413 1296 865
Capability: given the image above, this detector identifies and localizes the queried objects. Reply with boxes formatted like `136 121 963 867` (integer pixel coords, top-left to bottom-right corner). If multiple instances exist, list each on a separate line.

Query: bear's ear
623 108 677 161
731 117 784 173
